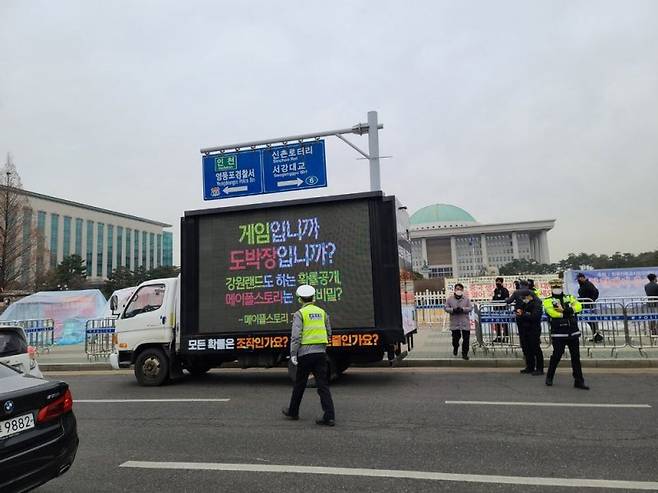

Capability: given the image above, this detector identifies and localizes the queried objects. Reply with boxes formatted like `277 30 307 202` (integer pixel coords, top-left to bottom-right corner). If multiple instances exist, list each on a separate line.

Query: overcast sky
1 0 657 264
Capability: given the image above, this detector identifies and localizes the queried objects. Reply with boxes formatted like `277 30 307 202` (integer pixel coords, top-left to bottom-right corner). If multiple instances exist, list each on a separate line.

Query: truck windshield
123 284 166 319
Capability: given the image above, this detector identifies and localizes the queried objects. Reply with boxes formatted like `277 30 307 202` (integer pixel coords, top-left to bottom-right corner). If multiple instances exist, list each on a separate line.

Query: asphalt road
35 368 658 493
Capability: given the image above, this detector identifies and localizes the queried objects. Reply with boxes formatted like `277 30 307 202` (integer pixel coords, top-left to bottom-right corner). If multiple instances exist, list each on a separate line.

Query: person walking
515 289 544 375
445 283 473 360
576 273 602 343
544 279 589 389
492 277 510 343
645 273 658 335
282 284 336 426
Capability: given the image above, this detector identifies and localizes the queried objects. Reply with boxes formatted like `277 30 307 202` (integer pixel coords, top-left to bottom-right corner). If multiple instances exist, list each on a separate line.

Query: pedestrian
515 289 544 375
576 273 602 343
445 283 473 360
505 279 532 365
491 277 510 343
282 284 336 426
544 279 589 389
644 274 658 335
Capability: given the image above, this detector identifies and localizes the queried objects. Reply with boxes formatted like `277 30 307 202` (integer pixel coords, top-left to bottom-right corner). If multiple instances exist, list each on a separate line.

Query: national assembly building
410 204 555 279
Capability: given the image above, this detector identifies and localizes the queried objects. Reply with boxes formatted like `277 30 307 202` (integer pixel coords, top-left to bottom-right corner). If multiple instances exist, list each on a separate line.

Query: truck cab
110 277 179 385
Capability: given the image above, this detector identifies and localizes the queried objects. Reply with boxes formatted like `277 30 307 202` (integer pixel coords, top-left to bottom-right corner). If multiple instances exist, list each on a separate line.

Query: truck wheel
187 362 212 376
135 347 169 386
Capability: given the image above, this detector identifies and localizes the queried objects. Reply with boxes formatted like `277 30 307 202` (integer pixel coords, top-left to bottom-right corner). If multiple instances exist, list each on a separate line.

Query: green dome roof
410 204 476 225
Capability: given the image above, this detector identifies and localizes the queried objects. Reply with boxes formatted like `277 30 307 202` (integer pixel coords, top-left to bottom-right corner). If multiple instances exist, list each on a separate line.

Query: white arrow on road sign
277 178 303 187
223 185 248 194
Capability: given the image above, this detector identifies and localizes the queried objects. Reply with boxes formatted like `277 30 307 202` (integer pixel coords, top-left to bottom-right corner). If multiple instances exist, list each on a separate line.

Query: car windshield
0 361 20 378
0 330 28 357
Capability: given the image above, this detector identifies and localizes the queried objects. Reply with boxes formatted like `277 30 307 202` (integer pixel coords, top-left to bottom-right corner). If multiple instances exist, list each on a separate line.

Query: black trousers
451 330 470 356
547 337 584 384
521 327 543 371
288 353 335 421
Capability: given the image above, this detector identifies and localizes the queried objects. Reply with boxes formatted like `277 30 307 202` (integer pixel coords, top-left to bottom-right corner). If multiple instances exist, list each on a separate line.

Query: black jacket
577 280 599 301
492 286 510 311
645 281 658 297
515 295 543 331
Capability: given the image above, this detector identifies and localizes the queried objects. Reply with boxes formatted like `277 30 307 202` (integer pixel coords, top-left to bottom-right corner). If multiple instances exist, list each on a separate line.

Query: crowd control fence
85 318 117 360
0 319 55 353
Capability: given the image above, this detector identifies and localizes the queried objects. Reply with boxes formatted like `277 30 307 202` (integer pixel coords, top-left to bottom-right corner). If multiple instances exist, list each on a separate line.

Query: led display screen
197 199 375 334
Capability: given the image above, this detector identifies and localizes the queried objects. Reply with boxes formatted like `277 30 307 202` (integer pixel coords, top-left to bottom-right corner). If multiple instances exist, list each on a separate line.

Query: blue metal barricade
577 301 627 357
85 318 116 360
625 300 658 356
0 319 55 353
474 303 520 355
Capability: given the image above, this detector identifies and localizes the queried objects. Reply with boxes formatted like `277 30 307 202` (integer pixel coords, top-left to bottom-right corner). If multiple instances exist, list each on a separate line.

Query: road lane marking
445 401 651 408
77 399 230 403
119 461 658 490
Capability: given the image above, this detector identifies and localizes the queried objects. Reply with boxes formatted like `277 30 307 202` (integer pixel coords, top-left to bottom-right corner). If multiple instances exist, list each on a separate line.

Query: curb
41 359 658 372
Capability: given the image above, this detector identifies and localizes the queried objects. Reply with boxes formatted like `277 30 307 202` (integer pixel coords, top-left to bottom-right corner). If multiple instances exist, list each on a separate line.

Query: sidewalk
35 326 658 372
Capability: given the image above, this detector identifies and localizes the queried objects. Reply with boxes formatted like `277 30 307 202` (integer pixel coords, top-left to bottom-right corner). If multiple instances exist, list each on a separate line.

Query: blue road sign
262 141 327 193
202 140 327 200
202 150 263 200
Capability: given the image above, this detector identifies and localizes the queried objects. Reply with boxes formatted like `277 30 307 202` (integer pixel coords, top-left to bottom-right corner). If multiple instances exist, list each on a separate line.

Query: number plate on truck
0 413 35 438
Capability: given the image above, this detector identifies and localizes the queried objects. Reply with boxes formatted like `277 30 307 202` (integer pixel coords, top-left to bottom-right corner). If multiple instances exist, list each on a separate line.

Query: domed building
409 204 555 279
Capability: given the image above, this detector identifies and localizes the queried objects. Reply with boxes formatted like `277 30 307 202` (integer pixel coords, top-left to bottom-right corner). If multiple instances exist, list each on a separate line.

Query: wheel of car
135 347 169 386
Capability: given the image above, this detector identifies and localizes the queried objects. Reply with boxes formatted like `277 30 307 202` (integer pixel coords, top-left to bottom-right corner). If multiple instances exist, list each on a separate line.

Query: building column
511 232 520 260
480 234 489 268
421 238 428 267
539 231 550 264
450 236 458 277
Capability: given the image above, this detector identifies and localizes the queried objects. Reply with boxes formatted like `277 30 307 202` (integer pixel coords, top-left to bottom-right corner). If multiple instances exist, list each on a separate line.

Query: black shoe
594 334 604 343
532 370 545 376
462 355 469 361
282 408 299 420
574 381 590 390
545 377 553 386
520 368 533 374
492 337 501 343
453 348 458 356
316 418 335 427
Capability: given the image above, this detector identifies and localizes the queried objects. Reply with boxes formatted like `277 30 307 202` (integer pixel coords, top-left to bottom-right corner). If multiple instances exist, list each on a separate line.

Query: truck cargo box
180 192 414 355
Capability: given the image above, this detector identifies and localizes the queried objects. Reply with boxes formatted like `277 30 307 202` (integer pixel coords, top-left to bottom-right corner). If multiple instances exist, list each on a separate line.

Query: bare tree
0 154 34 291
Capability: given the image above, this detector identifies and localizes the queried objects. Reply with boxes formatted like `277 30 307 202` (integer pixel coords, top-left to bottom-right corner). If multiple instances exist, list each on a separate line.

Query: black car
0 362 78 492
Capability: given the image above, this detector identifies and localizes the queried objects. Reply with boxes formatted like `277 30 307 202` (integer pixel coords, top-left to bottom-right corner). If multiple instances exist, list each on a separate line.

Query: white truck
110 192 416 386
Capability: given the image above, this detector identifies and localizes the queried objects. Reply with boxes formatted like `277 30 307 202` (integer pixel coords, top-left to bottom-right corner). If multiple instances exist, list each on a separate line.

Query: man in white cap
282 284 335 426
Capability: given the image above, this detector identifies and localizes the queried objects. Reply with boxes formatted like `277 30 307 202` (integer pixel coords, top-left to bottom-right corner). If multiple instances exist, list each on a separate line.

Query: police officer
282 284 336 426
544 279 589 389
515 289 544 375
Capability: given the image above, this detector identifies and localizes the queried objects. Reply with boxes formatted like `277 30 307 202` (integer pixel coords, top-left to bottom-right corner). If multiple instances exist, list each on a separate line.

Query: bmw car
0 362 78 492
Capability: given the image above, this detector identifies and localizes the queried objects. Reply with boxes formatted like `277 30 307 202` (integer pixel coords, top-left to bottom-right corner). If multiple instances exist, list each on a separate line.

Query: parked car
0 363 79 492
0 326 43 378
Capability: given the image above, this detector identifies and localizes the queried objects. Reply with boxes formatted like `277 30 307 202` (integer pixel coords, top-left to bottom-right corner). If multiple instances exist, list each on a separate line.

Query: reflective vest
299 303 329 345
543 294 582 338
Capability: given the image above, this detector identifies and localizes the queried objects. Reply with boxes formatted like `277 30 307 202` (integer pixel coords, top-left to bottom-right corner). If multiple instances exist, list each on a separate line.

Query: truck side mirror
110 296 118 316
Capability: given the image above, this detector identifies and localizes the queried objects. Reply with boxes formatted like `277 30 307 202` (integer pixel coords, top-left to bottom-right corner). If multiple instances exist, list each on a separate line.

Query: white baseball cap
295 284 316 298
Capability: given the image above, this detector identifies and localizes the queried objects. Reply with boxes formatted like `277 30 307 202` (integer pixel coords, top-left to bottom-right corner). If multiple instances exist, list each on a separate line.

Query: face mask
496 284 502 288
552 289 563 296
454 290 463 297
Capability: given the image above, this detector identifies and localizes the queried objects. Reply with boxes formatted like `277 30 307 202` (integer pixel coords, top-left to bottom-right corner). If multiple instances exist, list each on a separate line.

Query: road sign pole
367 111 381 192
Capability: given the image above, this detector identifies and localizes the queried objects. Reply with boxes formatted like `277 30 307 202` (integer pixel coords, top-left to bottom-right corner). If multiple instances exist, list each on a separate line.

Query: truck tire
135 347 170 386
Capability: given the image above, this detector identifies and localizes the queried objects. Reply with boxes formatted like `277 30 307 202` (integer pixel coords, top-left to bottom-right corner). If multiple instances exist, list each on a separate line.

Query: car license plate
0 413 35 438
